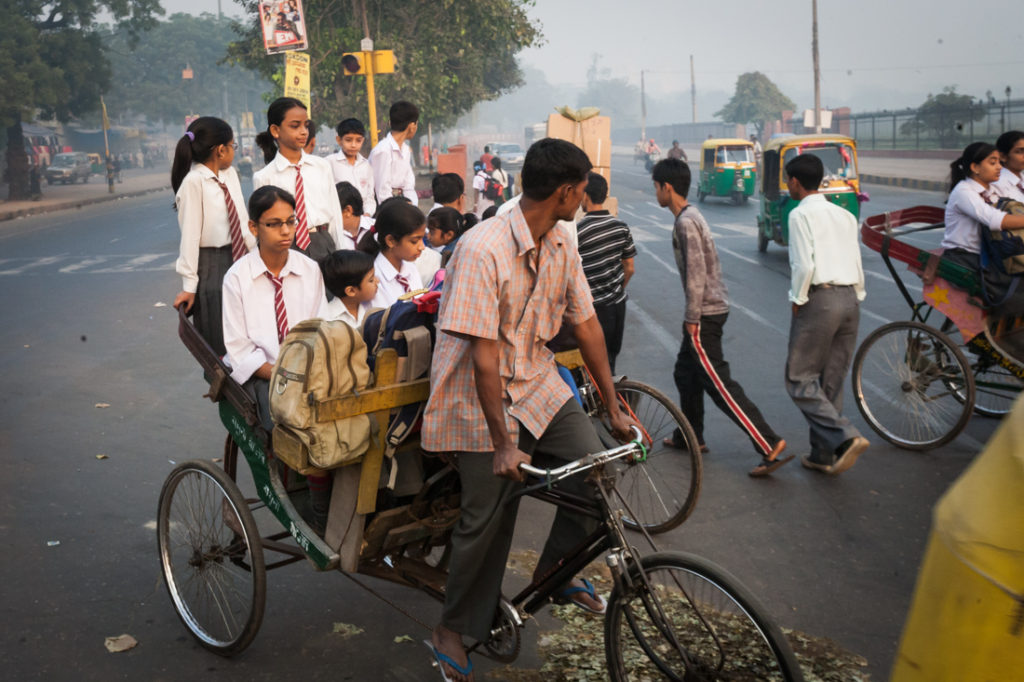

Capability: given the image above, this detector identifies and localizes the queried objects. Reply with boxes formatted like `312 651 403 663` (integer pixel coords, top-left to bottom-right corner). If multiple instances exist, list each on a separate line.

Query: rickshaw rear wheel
157 460 266 656
757 226 769 253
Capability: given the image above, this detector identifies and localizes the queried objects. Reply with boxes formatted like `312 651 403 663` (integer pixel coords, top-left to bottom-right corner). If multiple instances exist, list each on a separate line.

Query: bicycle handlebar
518 426 646 481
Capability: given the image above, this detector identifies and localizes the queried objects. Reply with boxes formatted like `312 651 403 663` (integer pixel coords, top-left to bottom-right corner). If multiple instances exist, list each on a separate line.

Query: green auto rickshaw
756 134 863 252
697 138 757 205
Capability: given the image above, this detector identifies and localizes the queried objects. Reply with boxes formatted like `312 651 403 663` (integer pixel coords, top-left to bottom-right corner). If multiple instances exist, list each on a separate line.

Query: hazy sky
162 0 1023 112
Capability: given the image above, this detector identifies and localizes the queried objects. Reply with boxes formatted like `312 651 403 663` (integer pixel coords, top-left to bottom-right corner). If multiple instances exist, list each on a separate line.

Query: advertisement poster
284 52 311 111
259 0 308 55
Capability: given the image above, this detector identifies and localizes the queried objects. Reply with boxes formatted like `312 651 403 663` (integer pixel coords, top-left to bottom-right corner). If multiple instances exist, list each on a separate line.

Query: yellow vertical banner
284 52 311 111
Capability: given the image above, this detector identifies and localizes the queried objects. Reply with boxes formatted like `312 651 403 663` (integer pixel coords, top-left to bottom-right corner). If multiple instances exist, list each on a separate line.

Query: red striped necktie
395 273 410 292
216 179 247 261
292 164 312 251
265 272 289 342
980 190 994 205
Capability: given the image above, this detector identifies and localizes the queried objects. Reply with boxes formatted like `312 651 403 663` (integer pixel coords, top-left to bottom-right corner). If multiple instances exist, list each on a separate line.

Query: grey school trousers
785 285 862 461
441 399 603 641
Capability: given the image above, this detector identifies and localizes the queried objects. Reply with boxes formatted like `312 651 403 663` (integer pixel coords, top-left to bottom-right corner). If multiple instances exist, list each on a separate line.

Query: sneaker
831 436 869 474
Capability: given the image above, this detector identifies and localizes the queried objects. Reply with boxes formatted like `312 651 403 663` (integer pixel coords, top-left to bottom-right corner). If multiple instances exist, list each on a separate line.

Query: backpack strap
395 325 432 382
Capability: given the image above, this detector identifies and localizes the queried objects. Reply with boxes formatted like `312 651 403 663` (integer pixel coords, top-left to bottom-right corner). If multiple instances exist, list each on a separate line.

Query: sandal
553 578 607 615
661 433 709 453
748 454 794 477
424 640 473 682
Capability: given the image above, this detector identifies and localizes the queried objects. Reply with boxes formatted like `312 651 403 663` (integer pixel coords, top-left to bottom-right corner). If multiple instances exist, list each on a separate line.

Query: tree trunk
6 113 29 201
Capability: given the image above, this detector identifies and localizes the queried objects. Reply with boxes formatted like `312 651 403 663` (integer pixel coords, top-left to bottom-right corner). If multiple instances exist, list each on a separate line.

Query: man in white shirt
326 118 376 216
785 154 869 475
368 100 419 205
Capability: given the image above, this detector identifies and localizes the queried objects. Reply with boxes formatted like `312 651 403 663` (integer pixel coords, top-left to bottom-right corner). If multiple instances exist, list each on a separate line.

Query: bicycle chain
340 569 434 632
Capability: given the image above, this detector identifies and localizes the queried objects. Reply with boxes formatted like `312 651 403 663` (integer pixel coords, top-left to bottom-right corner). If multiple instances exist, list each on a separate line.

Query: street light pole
640 69 647 143
1006 86 1013 131
690 55 697 123
812 0 821 133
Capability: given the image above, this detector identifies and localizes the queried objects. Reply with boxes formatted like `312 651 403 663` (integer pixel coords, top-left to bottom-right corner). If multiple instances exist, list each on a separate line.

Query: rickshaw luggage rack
854 206 1023 451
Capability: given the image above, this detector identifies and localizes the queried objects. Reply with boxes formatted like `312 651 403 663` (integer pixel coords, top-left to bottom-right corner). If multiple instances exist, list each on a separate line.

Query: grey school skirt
191 245 232 356
293 227 336 264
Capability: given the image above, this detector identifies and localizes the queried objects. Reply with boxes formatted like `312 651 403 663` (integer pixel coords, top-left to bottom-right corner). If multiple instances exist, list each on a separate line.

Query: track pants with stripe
673 312 782 457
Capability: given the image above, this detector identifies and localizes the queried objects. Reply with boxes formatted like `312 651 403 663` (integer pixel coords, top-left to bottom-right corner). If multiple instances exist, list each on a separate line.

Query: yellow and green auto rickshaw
697 138 757 205
756 134 863 252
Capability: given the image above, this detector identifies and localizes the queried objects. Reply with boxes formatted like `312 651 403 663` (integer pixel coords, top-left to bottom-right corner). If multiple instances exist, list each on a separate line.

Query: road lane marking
92 253 169 273
628 300 679 355
60 256 112 273
0 255 66 275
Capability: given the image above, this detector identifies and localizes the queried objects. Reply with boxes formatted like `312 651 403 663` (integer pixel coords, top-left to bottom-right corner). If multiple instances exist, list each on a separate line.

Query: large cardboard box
546 113 612 168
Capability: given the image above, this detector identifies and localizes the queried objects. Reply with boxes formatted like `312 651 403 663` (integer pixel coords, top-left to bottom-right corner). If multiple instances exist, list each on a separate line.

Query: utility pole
812 0 821 133
690 55 697 123
640 70 647 143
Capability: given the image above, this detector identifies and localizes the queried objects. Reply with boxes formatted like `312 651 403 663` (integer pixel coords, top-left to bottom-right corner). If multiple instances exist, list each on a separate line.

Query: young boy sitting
335 181 374 250
321 249 378 329
327 118 376 217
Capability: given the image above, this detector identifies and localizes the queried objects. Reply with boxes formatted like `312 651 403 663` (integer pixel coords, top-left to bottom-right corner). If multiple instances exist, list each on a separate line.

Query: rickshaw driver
421 138 637 682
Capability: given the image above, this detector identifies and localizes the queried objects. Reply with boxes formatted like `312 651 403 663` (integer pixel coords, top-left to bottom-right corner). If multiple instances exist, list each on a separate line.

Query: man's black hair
785 154 824 192
584 171 608 204
652 158 690 198
336 118 366 138
389 101 419 132
432 173 464 205
321 249 375 299
520 138 592 201
335 181 363 216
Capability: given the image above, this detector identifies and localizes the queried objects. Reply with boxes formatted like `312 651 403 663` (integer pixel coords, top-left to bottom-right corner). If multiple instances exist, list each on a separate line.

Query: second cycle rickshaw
158 307 802 679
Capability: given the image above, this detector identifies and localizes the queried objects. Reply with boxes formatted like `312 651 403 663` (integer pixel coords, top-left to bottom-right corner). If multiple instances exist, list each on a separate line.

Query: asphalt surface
0 156 1000 680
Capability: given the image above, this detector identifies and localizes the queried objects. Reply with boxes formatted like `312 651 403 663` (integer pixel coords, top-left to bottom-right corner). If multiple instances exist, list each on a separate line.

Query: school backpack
483 175 504 201
269 318 372 472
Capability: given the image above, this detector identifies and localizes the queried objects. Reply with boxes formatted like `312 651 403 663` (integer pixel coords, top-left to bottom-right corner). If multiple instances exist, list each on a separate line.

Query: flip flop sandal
423 640 473 682
748 454 795 478
661 434 709 453
552 578 607 615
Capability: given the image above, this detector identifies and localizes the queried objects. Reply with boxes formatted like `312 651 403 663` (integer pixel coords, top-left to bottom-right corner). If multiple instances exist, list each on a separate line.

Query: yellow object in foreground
891 395 1024 681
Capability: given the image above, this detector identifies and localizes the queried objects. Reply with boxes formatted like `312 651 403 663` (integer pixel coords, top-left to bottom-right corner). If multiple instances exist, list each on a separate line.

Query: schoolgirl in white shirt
327 118 376 216
252 97 344 263
993 130 1024 204
171 116 256 356
357 198 426 308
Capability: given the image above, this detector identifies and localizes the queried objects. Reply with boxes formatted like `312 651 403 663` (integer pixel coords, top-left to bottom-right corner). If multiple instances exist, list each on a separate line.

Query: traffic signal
340 50 395 76
341 53 366 75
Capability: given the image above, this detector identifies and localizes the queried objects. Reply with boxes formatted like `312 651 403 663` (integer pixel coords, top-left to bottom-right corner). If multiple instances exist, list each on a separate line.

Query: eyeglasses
225 142 238 150
260 217 298 228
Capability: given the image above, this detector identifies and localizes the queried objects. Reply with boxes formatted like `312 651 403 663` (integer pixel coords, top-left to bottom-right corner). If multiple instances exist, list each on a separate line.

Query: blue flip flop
423 640 473 682
553 578 607 615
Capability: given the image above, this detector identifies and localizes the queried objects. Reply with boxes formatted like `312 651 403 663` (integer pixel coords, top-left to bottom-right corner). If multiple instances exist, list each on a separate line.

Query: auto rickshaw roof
701 138 754 149
763 133 856 153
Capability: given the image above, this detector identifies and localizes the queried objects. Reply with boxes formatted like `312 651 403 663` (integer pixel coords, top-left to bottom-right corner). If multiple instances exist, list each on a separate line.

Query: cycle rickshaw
853 206 1024 450
158 307 802 679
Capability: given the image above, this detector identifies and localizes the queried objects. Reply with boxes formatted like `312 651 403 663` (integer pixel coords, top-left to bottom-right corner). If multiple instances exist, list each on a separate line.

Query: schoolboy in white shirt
335 181 374 251
327 118 376 217
322 250 378 329
368 100 419 205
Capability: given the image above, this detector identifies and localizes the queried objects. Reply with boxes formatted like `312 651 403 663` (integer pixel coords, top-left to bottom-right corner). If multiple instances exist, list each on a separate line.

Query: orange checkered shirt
422 205 595 453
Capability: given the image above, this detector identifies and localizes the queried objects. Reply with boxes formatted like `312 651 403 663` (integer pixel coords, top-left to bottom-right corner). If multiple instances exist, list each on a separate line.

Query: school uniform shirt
368 133 417 204
422 203 595 452
326 151 376 216
337 215 374 250
369 251 423 309
252 150 344 248
941 178 1006 255
415 245 443 288
993 166 1024 204
174 164 255 292
324 298 368 329
222 249 328 384
787 193 866 306
472 170 494 217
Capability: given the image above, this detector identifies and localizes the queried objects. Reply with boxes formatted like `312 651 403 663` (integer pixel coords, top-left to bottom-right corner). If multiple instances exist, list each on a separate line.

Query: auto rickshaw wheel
757 226 769 253
157 460 266 656
697 190 706 203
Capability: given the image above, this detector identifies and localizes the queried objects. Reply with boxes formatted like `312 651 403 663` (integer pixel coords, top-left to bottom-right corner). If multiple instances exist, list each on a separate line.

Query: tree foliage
576 54 639 128
227 0 543 133
101 13 272 128
899 86 985 148
715 72 795 135
2 0 163 199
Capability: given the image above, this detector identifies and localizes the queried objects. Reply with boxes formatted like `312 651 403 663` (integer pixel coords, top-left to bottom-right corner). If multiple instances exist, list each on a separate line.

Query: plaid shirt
422 205 595 452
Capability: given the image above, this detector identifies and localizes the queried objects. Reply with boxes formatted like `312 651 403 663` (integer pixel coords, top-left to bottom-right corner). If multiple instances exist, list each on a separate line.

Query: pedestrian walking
368 100 419 205
652 158 790 477
577 172 636 372
784 154 869 475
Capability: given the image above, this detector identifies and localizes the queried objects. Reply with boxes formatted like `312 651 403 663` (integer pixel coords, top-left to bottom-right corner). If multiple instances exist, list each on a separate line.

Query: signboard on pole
258 0 308 55
284 52 311 110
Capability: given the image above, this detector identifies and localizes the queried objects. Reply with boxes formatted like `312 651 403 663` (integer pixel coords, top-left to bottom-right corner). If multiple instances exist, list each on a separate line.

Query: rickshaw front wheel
157 460 266 656
757 225 769 253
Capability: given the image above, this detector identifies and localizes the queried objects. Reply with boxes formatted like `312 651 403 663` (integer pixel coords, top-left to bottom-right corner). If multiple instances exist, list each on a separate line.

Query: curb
859 174 945 193
0 183 172 222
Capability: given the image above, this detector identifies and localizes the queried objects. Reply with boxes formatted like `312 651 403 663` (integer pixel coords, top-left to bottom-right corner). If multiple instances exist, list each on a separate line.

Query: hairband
186 131 195 141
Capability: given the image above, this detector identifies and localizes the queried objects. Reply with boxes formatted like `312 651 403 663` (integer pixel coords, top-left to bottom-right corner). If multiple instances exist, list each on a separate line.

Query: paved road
0 160 998 680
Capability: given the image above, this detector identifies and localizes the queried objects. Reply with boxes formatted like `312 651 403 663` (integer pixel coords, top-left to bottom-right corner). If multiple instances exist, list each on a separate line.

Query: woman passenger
993 130 1024 203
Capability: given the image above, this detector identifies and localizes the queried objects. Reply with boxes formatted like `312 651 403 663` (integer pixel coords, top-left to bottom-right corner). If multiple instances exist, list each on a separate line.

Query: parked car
45 152 92 184
489 142 525 168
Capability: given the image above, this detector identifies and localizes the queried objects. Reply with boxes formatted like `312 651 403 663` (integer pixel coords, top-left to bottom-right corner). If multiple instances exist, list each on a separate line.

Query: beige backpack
269 319 372 472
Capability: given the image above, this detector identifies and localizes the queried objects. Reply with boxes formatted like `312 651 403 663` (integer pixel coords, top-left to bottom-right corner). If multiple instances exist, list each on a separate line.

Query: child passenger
327 118 376 216
253 97 344 263
171 116 255 356
321 250 378 328
426 206 464 267
334 181 374 250
357 198 426 308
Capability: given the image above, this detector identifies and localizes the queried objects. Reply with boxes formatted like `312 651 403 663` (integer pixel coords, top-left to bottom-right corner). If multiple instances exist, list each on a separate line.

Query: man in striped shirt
577 172 636 372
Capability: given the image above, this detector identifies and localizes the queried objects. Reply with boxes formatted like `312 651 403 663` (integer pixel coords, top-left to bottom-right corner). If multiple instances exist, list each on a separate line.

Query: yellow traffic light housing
341 52 366 75
340 50 395 76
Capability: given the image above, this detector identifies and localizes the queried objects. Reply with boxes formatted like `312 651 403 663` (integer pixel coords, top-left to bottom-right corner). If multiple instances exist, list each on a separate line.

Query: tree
715 72 795 137
899 86 984 149
1 0 163 200
226 0 543 133
102 13 272 128
575 54 639 128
